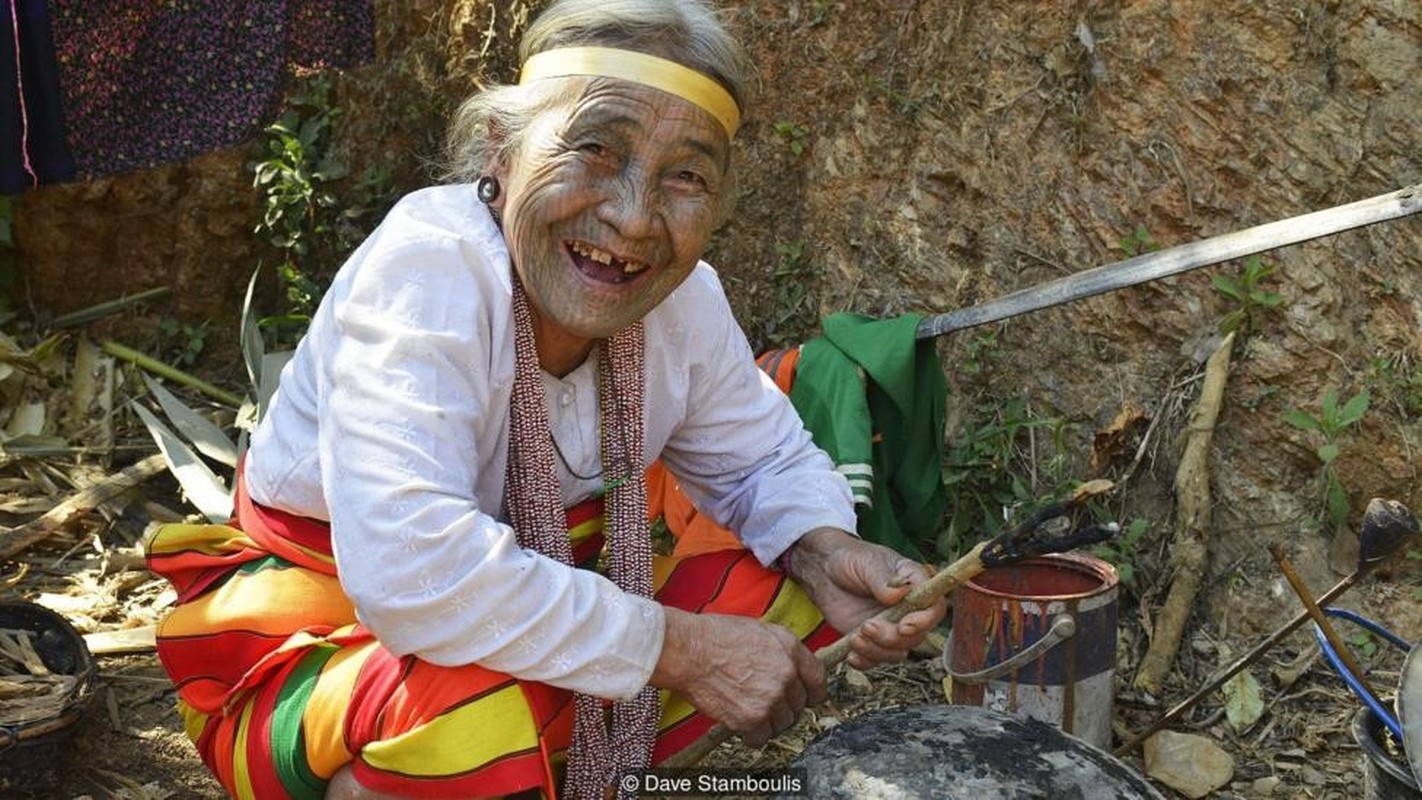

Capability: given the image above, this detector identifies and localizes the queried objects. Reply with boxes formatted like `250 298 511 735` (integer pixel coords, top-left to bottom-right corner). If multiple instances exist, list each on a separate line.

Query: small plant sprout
939 394 1077 562
158 317 211 367
1213 255 1284 335
765 239 817 348
1091 517 1151 586
1349 629 1379 660
958 331 1000 376
1282 387 1370 529
1118 225 1157 257
773 121 810 157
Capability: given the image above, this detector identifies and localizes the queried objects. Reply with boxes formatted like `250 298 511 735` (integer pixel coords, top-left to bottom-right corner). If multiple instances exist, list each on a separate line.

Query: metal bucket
944 551 1119 748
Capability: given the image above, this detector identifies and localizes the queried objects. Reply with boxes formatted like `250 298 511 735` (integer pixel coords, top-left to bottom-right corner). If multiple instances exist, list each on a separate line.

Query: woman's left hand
784 528 947 671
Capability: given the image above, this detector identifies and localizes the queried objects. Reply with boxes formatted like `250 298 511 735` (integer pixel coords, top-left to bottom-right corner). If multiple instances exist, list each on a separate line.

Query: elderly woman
145 1 945 798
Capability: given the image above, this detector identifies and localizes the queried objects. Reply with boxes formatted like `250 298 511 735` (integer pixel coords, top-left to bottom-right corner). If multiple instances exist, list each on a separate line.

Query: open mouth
568 240 650 285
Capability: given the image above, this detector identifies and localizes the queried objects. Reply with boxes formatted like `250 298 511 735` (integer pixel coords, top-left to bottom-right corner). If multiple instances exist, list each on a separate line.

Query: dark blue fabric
0 0 75 193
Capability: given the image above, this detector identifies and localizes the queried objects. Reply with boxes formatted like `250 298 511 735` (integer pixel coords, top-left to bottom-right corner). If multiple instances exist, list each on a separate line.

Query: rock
1143 730 1235 798
841 666 873 693
1299 765 1327 786
1251 775 1282 796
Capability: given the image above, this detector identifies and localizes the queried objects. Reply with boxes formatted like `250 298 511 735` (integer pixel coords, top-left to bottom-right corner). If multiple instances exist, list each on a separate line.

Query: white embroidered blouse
245 185 856 700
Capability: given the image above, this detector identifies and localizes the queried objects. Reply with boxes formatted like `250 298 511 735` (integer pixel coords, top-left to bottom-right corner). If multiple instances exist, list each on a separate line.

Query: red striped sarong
145 473 835 799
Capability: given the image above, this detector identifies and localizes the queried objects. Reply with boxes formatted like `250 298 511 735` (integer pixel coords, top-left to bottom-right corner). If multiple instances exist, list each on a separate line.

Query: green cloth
789 313 948 559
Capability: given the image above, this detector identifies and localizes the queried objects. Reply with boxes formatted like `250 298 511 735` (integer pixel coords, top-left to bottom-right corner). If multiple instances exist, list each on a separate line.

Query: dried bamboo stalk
1133 332 1235 695
0 453 167 560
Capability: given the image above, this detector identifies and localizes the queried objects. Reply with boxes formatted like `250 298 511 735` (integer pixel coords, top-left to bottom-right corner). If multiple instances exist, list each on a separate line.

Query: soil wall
13 1 1421 613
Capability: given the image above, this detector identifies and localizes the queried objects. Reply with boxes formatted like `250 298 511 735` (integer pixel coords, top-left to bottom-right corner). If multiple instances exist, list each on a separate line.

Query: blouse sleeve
656 270 857 565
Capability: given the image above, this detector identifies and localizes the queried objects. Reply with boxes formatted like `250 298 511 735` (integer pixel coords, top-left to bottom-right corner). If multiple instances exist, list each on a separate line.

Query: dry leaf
1089 402 1149 473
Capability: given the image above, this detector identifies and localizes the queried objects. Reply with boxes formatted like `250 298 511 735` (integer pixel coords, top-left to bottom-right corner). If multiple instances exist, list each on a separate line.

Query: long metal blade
915 183 1422 340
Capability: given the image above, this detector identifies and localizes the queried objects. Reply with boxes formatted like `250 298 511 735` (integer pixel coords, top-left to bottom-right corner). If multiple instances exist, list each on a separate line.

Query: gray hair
442 0 751 192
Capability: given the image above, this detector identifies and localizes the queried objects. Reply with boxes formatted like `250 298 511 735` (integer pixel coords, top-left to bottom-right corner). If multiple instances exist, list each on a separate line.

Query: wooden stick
100 340 244 408
82 625 158 656
1269 544 1382 705
1133 332 1235 695
0 453 168 560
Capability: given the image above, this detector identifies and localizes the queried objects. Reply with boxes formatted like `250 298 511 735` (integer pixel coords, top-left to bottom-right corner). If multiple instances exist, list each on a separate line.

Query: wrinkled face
491 79 730 355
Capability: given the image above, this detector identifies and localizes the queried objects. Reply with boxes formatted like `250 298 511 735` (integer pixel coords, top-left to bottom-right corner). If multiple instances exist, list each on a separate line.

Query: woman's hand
650 608 825 748
785 528 947 670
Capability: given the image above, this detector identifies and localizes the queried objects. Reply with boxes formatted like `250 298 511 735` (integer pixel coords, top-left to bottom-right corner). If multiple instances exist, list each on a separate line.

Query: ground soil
3 1 1421 799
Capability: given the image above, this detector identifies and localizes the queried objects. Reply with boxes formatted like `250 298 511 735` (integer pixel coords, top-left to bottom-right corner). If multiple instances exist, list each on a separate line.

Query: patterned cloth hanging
1 1 375 193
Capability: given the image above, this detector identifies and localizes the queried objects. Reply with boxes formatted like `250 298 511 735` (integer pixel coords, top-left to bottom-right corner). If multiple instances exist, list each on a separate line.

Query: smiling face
490 79 730 373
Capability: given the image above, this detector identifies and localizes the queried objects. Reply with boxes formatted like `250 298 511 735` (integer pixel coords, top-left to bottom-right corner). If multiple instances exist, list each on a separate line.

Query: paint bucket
943 551 1119 748
1353 707 1422 799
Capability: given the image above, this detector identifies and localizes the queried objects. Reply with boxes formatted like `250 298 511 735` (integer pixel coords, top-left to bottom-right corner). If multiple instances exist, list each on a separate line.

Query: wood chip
0 628 76 726
0 628 50 674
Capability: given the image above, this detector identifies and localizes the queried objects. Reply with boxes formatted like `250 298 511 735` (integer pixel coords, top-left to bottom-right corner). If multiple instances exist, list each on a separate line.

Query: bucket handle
945 614 1077 685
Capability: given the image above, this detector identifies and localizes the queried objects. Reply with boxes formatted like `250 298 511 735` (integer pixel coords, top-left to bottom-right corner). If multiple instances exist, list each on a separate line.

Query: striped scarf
505 278 658 800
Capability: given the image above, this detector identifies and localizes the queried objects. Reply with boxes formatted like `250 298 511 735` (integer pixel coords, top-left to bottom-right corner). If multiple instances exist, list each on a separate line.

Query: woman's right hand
650 607 826 747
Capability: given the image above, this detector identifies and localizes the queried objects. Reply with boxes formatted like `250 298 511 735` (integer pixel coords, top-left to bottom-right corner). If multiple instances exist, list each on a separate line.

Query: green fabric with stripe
790 312 947 560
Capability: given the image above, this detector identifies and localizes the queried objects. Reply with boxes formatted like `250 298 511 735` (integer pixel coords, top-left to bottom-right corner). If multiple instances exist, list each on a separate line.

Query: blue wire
1311 607 1409 740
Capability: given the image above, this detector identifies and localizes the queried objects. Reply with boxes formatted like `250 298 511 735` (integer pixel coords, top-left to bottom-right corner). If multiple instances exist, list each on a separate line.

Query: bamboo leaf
240 266 265 394
141 374 238 468
131 403 233 523
3 400 46 439
258 350 294 424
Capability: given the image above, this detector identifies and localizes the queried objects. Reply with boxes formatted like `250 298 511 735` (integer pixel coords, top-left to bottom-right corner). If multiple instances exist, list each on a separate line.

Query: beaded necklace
505 276 657 799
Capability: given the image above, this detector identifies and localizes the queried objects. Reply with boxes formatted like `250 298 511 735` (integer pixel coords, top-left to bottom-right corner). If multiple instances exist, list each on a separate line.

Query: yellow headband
519 46 741 138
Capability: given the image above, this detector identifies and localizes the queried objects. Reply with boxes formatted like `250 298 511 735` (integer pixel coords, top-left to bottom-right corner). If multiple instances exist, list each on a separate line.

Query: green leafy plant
1212 255 1284 335
1349 629 1379 660
1118 225 1157 257
939 396 1076 561
1091 517 1151 586
1282 387 1369 528
157 317 210 367
957 331 1000 377
773 121 810 157
1365 352 1422 418
765 239 817 348
250 75 391 348
253 74 344 319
